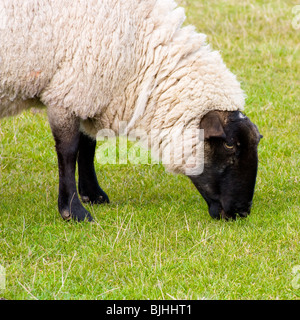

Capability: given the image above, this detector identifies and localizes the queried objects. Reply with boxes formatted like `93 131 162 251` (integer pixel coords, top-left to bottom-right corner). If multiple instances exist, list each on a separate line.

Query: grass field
0 0 299 300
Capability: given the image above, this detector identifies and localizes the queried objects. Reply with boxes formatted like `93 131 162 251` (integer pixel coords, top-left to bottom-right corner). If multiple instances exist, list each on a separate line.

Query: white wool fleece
0 0 246 174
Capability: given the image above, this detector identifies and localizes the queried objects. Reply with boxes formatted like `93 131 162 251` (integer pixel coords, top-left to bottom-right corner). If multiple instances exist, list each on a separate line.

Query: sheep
0 0 261 221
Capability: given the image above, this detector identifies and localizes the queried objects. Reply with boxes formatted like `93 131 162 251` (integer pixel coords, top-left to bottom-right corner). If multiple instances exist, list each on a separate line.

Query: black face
189 110 262 220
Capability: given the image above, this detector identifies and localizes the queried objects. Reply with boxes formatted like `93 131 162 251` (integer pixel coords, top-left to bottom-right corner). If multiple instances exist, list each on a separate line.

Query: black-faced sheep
0 0 261 221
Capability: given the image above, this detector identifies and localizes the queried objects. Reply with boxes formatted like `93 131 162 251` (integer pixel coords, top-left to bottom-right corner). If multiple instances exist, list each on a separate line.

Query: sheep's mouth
220 209 249 220
208 202 249 220
213 208 236 220
220 209 236 220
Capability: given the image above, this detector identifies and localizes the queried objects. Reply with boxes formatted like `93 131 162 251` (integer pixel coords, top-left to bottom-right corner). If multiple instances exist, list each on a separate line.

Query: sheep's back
0 0 157 118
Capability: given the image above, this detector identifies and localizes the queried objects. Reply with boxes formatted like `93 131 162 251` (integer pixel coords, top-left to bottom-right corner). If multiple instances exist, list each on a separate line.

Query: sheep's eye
224 142 234 150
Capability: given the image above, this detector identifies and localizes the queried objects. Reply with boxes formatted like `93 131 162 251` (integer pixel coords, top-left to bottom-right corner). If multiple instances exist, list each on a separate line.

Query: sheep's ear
200 111 226 140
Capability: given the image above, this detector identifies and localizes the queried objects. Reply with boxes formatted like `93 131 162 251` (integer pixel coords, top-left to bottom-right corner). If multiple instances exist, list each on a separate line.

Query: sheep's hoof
80 192 110 205
60 207 94 222
61 209 72 221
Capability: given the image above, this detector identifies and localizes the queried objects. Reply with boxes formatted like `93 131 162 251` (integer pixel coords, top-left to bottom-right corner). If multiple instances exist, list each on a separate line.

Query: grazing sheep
0 0 261 221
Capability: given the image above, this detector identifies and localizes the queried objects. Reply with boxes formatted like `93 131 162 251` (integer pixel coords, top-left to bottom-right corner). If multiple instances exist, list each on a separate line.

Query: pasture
0 0 299 299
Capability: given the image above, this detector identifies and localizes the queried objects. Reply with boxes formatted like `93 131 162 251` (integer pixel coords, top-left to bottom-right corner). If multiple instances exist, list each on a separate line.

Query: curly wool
0 0 246 174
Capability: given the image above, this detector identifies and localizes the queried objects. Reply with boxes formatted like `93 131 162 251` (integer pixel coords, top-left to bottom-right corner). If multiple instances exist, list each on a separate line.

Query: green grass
0 0 299 300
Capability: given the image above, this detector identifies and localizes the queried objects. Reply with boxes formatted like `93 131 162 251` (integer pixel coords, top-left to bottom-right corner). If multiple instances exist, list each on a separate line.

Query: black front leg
78 132 109 204
48 111 93 222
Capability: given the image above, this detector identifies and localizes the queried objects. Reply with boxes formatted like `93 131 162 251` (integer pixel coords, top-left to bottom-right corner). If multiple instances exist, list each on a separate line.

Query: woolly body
0 0 245 174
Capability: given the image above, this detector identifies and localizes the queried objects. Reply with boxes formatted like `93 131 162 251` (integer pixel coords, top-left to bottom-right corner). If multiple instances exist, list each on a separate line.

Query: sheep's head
189 110 262 220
